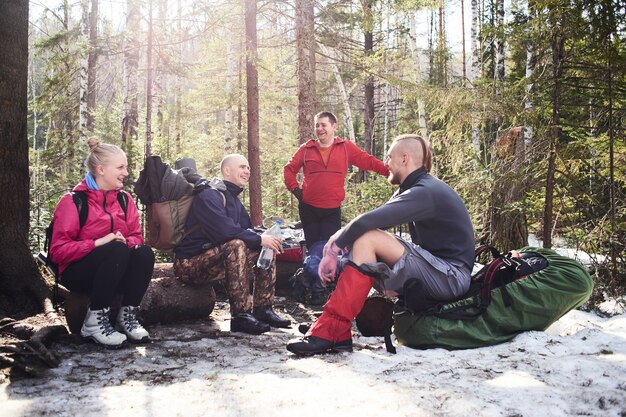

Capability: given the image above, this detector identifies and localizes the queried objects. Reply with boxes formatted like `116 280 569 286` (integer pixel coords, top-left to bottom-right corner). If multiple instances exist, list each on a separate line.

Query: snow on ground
527 235 607 268
2 297 625 417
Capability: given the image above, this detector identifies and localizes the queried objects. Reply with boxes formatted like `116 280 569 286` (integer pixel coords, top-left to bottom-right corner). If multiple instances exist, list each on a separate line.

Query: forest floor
2 288 626 417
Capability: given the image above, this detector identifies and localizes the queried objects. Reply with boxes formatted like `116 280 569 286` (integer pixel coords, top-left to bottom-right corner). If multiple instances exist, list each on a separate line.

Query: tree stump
64 263 216 333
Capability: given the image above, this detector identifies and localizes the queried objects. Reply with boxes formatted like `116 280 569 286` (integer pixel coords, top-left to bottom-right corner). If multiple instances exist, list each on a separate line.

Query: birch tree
318 43 355 142
87 0 98 132
408 12 428 138
78 0 89 142
494 0 505 92
470 0 481 154
224 29 237 153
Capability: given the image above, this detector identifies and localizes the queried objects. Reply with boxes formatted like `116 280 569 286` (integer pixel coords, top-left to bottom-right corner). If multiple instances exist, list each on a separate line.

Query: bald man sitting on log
287 134 475 355
174 154 290 335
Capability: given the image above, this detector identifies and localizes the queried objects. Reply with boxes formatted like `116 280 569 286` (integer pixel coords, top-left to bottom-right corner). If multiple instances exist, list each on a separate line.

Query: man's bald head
221 153 251 188
220 154 246 174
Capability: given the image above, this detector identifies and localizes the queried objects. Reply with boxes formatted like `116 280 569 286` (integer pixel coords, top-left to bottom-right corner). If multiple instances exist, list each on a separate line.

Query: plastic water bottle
257 221 282 269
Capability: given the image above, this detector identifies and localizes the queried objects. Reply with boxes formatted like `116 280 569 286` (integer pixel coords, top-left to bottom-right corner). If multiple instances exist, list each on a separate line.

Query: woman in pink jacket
50 138 154 348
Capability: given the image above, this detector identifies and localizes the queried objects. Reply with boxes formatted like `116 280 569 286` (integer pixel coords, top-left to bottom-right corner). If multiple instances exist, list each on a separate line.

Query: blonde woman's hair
85 137 125 174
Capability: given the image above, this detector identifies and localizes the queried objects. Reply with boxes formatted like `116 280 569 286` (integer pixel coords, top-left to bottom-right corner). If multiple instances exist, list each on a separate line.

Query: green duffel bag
393 246 594 350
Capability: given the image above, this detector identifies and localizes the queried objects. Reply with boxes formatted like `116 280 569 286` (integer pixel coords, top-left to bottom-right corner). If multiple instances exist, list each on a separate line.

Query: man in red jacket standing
284 111 389 249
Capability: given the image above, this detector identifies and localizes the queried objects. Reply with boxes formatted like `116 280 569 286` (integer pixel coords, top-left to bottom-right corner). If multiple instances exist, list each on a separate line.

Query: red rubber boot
287 264 374 355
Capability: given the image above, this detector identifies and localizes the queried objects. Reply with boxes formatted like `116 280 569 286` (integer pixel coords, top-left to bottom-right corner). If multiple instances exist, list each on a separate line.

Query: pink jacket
49 180 143 278
283 137 390 208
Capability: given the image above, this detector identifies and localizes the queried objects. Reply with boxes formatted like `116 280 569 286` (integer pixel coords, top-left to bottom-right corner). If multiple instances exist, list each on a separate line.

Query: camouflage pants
173 239 276 315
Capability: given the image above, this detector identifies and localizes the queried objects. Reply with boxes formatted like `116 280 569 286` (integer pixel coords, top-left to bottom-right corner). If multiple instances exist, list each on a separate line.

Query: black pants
61 242 155 310
298 201 341 248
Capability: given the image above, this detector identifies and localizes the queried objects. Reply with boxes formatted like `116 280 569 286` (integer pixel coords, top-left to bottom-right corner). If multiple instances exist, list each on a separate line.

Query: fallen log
64 263 216 333
139 275 216 326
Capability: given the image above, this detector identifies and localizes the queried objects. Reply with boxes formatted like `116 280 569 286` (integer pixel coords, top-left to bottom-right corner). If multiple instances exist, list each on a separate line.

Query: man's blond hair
393 134 432 172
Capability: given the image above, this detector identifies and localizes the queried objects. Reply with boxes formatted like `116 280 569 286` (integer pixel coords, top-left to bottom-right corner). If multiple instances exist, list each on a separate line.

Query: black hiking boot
230 312 270 335
253 306 291 328
287 335 353 356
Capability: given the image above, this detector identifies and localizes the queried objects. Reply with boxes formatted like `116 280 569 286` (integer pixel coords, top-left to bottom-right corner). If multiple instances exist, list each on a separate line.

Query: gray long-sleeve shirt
335 168 475 270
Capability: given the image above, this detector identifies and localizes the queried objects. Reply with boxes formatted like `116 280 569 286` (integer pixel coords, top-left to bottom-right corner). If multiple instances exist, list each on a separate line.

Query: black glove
180 167 202 184
292 187 303 201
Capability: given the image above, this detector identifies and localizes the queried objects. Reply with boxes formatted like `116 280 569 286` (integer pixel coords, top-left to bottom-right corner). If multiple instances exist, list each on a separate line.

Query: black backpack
40 191 129 301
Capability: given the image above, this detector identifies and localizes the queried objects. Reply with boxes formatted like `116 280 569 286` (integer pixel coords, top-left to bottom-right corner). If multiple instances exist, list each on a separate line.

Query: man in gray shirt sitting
287 134 475 355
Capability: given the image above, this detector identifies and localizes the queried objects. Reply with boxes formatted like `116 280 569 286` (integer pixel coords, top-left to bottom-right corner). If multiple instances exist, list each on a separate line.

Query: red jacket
283 137 390 209
49 180 144 278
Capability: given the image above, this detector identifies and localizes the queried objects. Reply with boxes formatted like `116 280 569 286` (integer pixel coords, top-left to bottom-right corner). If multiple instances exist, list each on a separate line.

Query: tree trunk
79 0 89 142
319 43 355 142
224 33 236 153
155 0 167 158
296 0 316 145
470 0 481 155
237 49 244 152
0 1 52 317
145 0 154 157
437 0 447 85
175 0 183 155
488 127 529 250
363 31 374 153
121 0 141 184
407 13 428 138
606 58 618 286
361 0 375 182
523 0 536 148
461 0 467 84
245 0 262 226
87 0 98 132
494 0 505 92
543 19 564 248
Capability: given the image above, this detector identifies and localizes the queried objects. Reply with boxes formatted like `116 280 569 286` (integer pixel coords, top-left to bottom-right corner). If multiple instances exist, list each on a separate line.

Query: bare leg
350 229 406 266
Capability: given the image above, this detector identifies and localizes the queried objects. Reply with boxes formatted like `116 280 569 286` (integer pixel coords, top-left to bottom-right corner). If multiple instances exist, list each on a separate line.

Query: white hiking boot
116 306 150 343
81 307 127 348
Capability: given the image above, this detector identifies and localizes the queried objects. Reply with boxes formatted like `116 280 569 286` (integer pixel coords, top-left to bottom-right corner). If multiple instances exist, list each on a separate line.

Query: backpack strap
383 311 396 354
117 190 130 221
73 190 129 226
215 188 226 207
184 183 228 247
71 191 89 229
